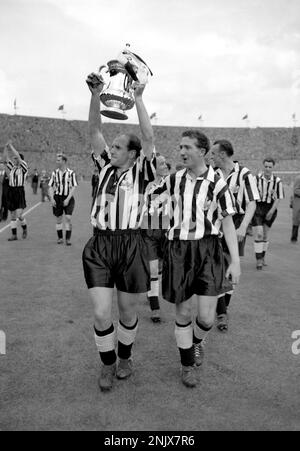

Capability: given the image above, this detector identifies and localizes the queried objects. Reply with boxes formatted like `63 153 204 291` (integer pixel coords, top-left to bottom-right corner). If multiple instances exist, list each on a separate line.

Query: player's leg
148 259 161 323
89 287 117 391
175 298 196 388
116 291 140 379
65 215 72 246
8 209 18 241
216 251 231 332
17 209 27 239
253 225 264 270
64 197 75 246
291 225 299 242
194 295 218 367
56 216 63 244
114 230 150 380
262 224 270 265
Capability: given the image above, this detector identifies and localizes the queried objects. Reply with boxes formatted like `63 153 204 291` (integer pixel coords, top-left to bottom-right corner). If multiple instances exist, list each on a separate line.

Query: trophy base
101 108 128 121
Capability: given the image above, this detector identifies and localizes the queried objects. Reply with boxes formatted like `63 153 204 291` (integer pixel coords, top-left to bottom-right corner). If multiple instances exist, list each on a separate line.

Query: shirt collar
261 172 274 182
181 165 215 182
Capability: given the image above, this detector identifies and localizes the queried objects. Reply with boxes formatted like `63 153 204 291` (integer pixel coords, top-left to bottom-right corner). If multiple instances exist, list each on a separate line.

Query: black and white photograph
0 0 299 435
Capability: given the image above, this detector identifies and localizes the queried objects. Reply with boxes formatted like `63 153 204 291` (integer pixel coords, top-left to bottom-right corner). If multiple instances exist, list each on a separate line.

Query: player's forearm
9 143 21 161
222 215 240 263
269 199 280 213
66 187 76 202
88 94 107 154
241 201 256 229
3 147 9 162
48 187 54 201
135 96 154 155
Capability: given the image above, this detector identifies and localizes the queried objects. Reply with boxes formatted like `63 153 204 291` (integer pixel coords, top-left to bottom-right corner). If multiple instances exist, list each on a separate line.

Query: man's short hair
182 130 210 155
125 134 142 159
263 157 275 166
57 153 68 162
213 139 234 157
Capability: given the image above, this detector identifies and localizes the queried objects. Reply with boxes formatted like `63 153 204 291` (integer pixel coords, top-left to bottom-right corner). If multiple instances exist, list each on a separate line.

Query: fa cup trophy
97 45 153 120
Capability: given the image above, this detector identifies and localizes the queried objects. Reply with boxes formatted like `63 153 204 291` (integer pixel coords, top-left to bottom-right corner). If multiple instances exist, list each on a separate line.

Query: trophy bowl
100 60 135 121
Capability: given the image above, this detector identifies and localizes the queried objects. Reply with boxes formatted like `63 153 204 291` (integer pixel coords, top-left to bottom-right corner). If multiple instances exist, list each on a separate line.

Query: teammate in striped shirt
48 154 78 246
211 140 260 332
3 141 28 241
141 153 170 323
252 158 284 269
150 130 241 388
82 72 156 392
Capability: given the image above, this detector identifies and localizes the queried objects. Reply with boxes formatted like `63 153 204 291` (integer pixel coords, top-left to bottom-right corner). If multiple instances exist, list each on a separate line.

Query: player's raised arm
6 141 21 163
134 83 155 158
87 72 108 156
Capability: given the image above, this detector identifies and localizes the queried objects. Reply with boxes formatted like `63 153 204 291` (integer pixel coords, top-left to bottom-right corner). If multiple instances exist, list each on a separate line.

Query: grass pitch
0 182 299 431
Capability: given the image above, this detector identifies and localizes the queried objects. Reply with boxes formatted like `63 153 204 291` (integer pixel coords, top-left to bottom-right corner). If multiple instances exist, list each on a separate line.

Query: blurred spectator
290 175 300 243
0 161 9 222
31 169 39 194
40 170 50 202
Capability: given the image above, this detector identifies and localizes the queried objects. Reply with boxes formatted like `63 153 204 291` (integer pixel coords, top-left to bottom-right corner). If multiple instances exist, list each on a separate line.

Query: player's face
264 162 274 177
156 156 168 177
110 135 132 168
56 156 63 168
179 137 204 169
211 145 222 168
13 156 20 166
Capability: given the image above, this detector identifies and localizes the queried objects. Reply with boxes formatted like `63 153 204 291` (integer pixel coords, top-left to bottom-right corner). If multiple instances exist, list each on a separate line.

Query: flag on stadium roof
58 105 64 111
292 113 296 119
150 112 157 120
242 114 248 120
13 98 17 108
198 115 202 120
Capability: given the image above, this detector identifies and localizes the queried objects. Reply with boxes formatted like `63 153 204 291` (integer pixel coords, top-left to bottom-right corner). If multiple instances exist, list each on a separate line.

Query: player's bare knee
198 317 214 329
94 308 111 329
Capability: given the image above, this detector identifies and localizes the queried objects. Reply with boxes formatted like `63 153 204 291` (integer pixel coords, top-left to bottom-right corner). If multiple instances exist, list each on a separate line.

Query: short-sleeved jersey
91 149 156 231
149 166 236 241
6 159 28 187
49 168 78 196
256 173 285 204
216 162 260 215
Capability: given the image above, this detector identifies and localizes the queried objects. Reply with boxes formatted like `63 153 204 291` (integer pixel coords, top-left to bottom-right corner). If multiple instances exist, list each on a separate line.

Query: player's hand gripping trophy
86 44 153 120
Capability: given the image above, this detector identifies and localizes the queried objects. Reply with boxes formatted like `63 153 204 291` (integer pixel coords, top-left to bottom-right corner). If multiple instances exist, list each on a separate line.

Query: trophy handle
98 65 110 89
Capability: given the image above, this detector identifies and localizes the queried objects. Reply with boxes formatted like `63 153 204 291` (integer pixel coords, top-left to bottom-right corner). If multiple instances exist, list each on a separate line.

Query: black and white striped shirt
141 177 169 230
150 166 236 240
216 163 260 215
6 160 28 187
92 149 111 173
49 168 78 196
256 173 285 204
91 150 156 230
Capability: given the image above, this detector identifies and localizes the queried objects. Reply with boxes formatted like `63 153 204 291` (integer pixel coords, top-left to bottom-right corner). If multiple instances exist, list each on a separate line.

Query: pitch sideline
0 202 42 234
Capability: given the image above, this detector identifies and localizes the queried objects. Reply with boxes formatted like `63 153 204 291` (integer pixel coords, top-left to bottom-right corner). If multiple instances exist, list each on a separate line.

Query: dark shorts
7 186 27 212
252 202 277 228
82 229 150 293
222 214 246 257
142 229 167 261
53 195 75 217
162 236 232 304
